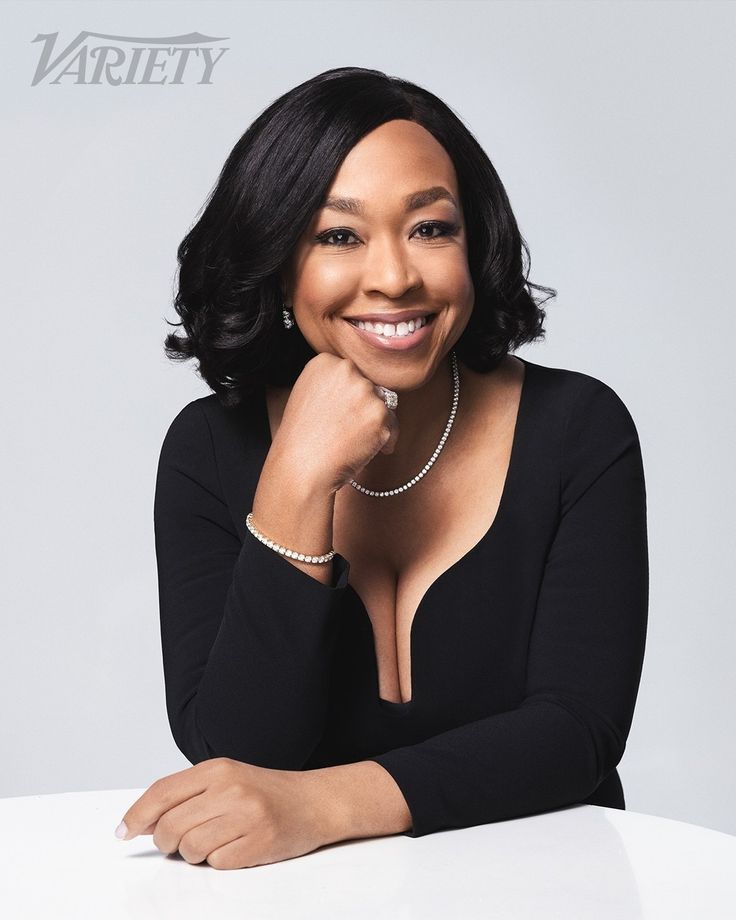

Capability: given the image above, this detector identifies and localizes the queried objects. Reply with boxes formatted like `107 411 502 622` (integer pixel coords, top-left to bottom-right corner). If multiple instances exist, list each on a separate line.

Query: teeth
351 315 432 337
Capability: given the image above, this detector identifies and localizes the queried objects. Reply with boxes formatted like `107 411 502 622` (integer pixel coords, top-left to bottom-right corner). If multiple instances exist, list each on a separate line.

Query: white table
1 789 734 919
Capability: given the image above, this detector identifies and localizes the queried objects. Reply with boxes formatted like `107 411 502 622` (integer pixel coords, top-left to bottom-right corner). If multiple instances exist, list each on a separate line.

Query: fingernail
115 821 129 840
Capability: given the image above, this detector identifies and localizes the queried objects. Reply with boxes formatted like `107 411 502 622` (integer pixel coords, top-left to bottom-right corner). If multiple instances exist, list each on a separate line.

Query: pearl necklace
349 349 460 497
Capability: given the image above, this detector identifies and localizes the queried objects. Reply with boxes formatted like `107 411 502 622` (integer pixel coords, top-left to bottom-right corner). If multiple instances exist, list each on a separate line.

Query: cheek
426 256 474 308
298 257 352 303
292 268 346 330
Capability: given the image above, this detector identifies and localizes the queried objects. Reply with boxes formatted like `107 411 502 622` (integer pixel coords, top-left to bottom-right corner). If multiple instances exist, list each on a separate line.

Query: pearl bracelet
245 512 336 565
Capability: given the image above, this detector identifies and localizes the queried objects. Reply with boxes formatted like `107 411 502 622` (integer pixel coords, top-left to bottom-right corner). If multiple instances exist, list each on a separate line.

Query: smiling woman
164 66 552 405
289 118 476 381
148 66 648 867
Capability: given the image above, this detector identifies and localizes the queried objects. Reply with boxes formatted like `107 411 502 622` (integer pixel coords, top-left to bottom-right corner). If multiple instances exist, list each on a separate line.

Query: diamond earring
282 305 294 329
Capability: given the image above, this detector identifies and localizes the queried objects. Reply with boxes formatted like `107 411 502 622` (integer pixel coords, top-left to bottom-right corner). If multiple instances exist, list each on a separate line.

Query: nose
361 233 422 300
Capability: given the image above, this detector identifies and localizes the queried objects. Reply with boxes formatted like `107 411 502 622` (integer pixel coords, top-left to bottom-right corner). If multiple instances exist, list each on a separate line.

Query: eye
314 221 459 247
315 228 358 247
414 221 459 241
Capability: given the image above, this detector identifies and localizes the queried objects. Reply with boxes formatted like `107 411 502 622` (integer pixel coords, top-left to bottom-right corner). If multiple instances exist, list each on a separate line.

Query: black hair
163 66 555 408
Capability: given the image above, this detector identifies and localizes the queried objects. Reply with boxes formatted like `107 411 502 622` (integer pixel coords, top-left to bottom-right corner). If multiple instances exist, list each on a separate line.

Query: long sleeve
369 377 649 837
153 399 351 769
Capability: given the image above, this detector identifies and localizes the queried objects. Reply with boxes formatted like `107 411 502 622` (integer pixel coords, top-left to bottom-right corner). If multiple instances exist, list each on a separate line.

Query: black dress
153 356 649 838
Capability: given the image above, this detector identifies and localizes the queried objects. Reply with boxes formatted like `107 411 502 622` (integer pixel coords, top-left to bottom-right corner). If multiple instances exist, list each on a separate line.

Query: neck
359 352 458 490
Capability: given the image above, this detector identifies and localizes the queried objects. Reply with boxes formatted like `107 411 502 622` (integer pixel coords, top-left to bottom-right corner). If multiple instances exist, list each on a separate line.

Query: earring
282 304 294 329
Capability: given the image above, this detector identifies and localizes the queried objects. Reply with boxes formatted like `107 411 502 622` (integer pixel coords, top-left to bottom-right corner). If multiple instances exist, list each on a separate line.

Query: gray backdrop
2 0 734 836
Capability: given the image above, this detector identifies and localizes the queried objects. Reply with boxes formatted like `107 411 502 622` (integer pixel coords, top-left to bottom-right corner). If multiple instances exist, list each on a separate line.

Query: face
281 119 475 390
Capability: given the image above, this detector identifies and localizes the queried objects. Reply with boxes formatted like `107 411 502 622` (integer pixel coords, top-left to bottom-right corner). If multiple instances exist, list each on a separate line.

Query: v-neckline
255 355 534 713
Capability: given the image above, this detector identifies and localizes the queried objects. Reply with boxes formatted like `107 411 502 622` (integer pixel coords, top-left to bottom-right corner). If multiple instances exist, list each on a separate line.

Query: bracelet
245 512 336 565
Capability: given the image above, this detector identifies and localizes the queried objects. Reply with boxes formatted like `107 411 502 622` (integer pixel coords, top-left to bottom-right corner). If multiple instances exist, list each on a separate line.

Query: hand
115 757 337 869
271 352 400 494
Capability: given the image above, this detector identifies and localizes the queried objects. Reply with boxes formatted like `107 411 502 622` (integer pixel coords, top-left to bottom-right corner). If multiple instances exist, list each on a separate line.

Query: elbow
166 703 217 766
522 693 627 801
559 698 627 797
171 697 322 770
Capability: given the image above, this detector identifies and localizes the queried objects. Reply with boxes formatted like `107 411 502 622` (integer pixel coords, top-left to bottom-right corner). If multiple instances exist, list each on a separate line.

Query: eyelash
314 220 459 247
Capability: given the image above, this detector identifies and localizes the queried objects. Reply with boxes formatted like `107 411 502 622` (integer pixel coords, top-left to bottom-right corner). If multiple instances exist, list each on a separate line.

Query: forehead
320 120 460 213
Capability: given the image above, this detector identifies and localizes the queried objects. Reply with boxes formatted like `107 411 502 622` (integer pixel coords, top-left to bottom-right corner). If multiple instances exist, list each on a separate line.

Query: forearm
308 761 413 842
252 445 337 585
156 401 348 768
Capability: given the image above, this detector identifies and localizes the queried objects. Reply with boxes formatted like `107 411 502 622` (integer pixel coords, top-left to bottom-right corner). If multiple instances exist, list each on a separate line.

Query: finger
369 384 400 455
152 791 216 856
372 384 398 407
116 764 209 840
379 409 400 455
206 833 261 871
177 813 246 867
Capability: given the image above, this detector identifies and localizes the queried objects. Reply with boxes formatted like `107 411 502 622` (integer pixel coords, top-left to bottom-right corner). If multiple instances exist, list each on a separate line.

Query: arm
308 761 414 842
153 400 351 769
351 378 649 838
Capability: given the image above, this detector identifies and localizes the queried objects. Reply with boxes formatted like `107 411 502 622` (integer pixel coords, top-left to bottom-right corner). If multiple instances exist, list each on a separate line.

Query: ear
278 258 295 306
276 277 289 307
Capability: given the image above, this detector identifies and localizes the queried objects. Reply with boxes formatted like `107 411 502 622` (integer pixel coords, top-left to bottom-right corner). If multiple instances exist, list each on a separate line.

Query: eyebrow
320 185 458 217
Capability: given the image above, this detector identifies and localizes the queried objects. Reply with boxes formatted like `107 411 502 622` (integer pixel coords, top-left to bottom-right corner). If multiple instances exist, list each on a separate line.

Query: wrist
265 444 339 499
252 451 338 583
307 761 413 843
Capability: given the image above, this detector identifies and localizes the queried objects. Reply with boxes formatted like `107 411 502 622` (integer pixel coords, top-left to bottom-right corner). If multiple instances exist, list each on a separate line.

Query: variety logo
31 31 230 86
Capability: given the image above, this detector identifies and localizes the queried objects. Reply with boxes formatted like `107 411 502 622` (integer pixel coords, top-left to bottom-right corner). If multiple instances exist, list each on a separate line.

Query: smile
343 313 437 352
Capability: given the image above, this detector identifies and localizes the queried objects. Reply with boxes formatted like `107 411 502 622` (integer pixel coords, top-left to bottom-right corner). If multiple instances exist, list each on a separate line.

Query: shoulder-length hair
164 66 554 408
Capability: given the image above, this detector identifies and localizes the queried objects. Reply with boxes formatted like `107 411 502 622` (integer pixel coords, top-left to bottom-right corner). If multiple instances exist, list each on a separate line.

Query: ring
377 386 398 410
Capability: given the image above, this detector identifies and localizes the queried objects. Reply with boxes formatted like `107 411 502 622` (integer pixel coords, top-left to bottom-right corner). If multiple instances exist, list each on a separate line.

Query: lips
343 309 435 324
345 313 436 328
343 311 437 352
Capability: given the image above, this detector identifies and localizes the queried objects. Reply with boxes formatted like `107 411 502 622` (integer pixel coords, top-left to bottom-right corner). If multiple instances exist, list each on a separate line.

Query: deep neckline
255 355 534 713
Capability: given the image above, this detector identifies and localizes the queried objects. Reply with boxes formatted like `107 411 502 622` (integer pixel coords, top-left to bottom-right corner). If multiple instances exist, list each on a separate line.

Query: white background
2 0 734 836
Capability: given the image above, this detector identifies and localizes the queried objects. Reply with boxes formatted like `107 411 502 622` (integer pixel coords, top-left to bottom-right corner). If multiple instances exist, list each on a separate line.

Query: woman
116 67 649 870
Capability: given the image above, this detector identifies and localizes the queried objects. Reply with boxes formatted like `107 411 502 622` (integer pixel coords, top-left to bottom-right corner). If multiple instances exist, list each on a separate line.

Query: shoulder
162 394 213 433
519 356 645 507
156 396 217 476
159 394 219 450
157 391 269 489
521 355 640 438
161 391 266 449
